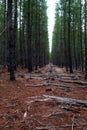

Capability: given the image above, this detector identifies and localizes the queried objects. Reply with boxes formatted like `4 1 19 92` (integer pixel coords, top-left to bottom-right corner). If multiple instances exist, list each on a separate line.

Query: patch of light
47 0 57 52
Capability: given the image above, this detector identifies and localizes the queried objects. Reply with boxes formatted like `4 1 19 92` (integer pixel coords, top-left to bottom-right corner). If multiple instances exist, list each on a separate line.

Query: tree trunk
68 0 73 73
63 2 68 71
19 0 24 68
14 0 17 70
85 0 87 78
73 14 77 70
35 0 38 70
80 0 83 71
8 0 15 80
27 0 33 72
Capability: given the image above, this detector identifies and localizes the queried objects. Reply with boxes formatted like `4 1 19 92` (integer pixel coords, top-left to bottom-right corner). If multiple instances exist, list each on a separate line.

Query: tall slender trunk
68 0 73 73
38 3 41 68
14 0 17 70
8 0 15 80
80 0 83 71
3 0 7 66
63 3 68 71
73 14 77 70
85 0 87 78
35 0 38 70
27 0 32 72
60 13 63 67
19 0 24 68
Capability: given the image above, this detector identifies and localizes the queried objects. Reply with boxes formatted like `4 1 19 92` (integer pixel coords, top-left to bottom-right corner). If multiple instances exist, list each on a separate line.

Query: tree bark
8 0 15 80
85 0 87 78
27 0 33 72
68 0 73 73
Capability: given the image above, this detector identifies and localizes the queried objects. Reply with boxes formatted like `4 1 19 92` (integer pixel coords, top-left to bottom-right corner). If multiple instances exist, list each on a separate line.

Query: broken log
25 81 87 92
43 95 87 107
59 79 87 85
25 83 70 90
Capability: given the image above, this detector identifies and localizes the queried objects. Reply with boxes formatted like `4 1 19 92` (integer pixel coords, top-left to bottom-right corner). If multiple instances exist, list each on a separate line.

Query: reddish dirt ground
0 65 87 130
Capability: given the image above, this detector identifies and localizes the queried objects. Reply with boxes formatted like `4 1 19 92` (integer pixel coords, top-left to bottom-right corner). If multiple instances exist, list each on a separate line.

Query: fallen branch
25 82 87 91
56 73 75 77
43 111 63 118
43 95 87 107
53 84 87 90
36 126 59 130
72 115 75 130
25 83 70 90
62 107 80 113
59 79 87 85
26 97 52 105
74 86 87 89
36 124 75 130
25 83 47 87
0 113 8 118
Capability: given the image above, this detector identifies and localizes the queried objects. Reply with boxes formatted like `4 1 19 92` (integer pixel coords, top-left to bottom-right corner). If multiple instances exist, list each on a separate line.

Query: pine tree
8 0 15 80
84 0 87 78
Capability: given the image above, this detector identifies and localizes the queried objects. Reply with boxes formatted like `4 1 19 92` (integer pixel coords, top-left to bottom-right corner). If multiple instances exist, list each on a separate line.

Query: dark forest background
0 0 87 80
0 0 49 80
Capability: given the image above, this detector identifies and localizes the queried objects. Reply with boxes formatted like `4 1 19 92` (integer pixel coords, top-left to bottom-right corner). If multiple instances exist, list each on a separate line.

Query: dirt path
0 64 87 130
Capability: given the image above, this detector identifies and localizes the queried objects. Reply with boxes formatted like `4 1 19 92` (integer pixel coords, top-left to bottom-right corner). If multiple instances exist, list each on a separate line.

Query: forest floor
0 64 87 130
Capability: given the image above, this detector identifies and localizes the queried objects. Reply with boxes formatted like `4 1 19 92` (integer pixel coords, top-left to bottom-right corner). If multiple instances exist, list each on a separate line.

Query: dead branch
43 111 63 118
25 83 70 90
0 113 8 118
36 124 75 130
59 79 87 85
43 95 87 107
74 86 87 89
36 126 58 130
25 82 87 91
26 94 87 108
25 83 47 87
72 115 76 130
62 107 80 113
26 97 52 105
